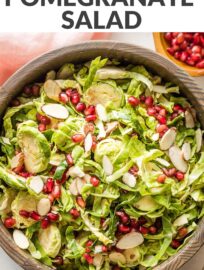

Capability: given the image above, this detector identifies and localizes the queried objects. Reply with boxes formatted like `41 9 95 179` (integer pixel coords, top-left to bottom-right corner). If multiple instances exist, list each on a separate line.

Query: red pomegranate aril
117 224 131 233
173 104 183 111
71 94 80 105
157 174 166 184
176 33 185 44
70 208 80 219
145 96 154 107
90 176 100 187
178 227 188 238
4 217 16 228
30 211 41 221
172 44 180 52
155 218 162 229
65 89 73 97
116 211 129 224
156 124 168 133
76 196 86 208
159 109 167 117
53 256 64 266
76 102 86 112
193 33 200 44
170 112 179 120
140 95 146 102
85 115 97 122
52 184 61 199
149 226 157 235
175 171 185 181
192 45 202 54
167 47 174 56
196 60 204 69
138 216 147 225
157 115 167 124
139 226 149 235
129 165 139 176
32 85 40 96
23 86 32 96
164 32 172 42
38 123 46 132
59 92 69 104
155 105 162 112
180 40 188 51
36 113 43 122
184 33 193 41
13 165 24 174
191 53 202 63
19 171 31 178
168 168 177 177
174 51 181 60
41 217 50 229
19 210 30 218
85 247 91 253
72 134 84 143
180 51 188 62
147 107 156 116
45 178 54 193
128 96 140 107
171 239 181 249
47 212 59 222
86 240 93 247
92 141 97 151
186 57 195 67
83 253 93 264
11 99 21 107
66 153 74 166
40 116 51 125
84 105 96 116
172 32 179 38
130 219 140 230
102 245 108 252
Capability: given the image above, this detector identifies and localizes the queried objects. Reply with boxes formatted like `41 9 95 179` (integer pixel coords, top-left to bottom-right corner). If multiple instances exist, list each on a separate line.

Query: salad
0 57 204 270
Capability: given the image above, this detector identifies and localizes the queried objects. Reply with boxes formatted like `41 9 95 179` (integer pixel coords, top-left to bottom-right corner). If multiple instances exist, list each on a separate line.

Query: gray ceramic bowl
0 41 204 270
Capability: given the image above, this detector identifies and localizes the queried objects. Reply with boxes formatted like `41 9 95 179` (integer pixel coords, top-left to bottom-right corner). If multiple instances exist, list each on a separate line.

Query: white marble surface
0 33 204 270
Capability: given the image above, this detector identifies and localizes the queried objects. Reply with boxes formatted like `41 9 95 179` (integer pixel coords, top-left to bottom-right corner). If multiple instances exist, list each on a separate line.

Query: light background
0 32 204 270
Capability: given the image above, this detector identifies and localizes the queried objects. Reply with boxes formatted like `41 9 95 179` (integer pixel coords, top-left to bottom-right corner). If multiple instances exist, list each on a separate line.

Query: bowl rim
0 40 204 270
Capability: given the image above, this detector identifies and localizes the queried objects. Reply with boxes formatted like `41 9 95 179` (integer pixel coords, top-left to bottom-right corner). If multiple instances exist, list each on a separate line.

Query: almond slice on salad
42 104 69 120
10 152 24 169
173 214 188 227
159 128 176 150
37 198 51 216
44 80 61 101
13 229 29 250
93 254 104 268
116 232 144 250
182 142 191 161
102 155 113 176
29 176 44 194
76 178 86 194
151 133 159 142
109 252 126 264
195 128 202 153
105 121 118 135
169 146 188 173
96 104 107 122
155 158 170 167
122 172 136 188
68 166 85 178
69 178 79 196
84 133 93 152
185 110 195 128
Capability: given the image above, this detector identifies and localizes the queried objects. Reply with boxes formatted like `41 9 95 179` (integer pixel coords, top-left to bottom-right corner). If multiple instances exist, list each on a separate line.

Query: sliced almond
173 214 188 227
96 104 107 122
69 178 79 196
159 128 177 150
151 133 159 141
37 198 51 216
102 155 113 176
185 110 195 128
109 252 126 264
116 232 144 250
13 229 29 250
155 158 170 167
84 133 93 152
42 104 69 120
76 178 86 194
169 146 188 173
96 120 106 140
182 142 191 161
105 121 118 135
29 176 44 194
93 254 104 268
195 128 202 153
122 172 136 187
44 80 61 101
68 166 85 178
10 152 24 169
83 174 91 182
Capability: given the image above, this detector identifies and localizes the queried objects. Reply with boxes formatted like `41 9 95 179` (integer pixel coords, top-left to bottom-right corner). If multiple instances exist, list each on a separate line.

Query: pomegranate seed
52 184 61 199
184 33 193 41
102 245 108 252
170 112 179 120
40 116 51 125
23 86 32 96
86 240 94 247
157 115 167 124
164 32 172 42
186 57 195 66
32 85 40 96
4 217 16 228
157 174 166 184
70 208 80 219
36 113 43 122
175 171 185 181
59 92 69 103
140 95 146 102
85 247 91 253
19 171 31 178
168 168 177 177
53 256 64 266
76 196 86 208
30 211 41 221
47 212 59 222
192 45 202 54
84 105 96 116
116 211 129 225
171 239 181 249
71 94 80 105
129 165 139 176
45 178 54 193
66 153 74 166
83 253 93 264
147 107 156 116
90 176 100 187
176 33 184 44
174 51 181 60
172 44 180 52
19 210 30 218
41 217 50 229
155 105 163 112
130 219 140 230
11 99 21 107
155 218 162 229
128 96 140 107
138 216 147 225
117 224 130 233
159 109 167 117
196 60 204 69
178 227 188 238
13 165 24 174
92 141 97 151
149 226 157 235
85 115 97 122
173 104 183 111
100 218 105 227
72 134 85 143
76 102 86 112
172 32 179 38
145 96 154 107
180 40 188 51
191 53 202 63
167 47 174 56
180 51 188 62
156 124 168 134
38 123 46 132
139 226 149 234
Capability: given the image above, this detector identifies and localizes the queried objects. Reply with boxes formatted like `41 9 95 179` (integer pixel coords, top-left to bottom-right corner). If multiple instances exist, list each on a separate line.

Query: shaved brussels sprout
0 166 26 190
0 186 17 215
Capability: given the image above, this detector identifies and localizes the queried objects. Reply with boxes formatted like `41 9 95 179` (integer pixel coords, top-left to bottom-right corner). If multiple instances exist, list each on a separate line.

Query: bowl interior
0 41 204 270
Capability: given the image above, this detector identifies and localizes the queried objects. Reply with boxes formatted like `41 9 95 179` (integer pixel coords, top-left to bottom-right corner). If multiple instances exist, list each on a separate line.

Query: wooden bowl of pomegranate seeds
0 41 204 270
153 32 204 77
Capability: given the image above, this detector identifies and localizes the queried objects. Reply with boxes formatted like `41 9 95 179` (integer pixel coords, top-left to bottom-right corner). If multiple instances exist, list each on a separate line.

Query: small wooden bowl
0 41 204 270
153 32 204 77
